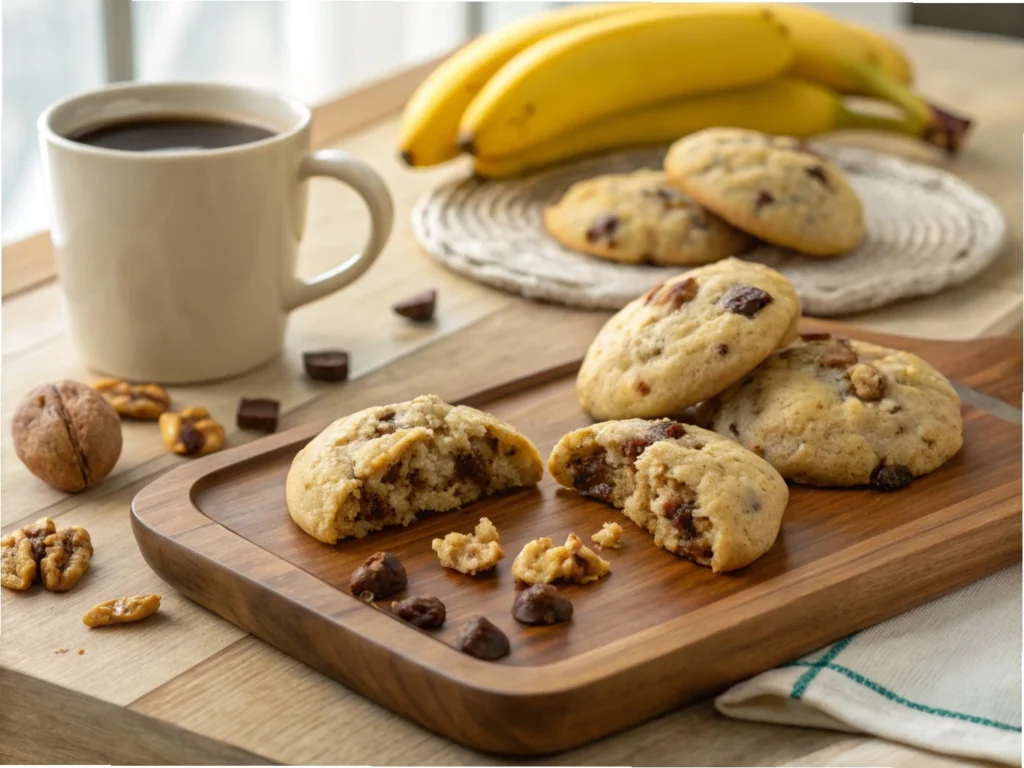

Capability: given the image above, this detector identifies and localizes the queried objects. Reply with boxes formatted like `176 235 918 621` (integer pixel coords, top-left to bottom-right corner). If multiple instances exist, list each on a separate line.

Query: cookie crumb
432 517 504 575
55 647 67 654
591 522 623 549
76 649 85 655
511 533 610 585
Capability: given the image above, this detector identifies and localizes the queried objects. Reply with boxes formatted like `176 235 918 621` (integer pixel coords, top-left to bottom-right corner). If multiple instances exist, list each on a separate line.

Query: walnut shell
12 380 122 492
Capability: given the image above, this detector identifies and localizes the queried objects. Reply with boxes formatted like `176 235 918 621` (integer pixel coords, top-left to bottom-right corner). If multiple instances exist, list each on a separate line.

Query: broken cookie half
548 419 787 572
286 395 543 543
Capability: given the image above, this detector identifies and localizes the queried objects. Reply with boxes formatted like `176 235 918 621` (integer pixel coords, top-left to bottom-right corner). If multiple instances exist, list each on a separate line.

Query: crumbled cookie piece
512 584 574 626
350 552 407 599
2 518 57 591
40 526 93 592
391 596 446 629
94 378 170 420
83 594 161 627
432 517 504 575
511 533 610 585
159 407 225 457
591 522 623 549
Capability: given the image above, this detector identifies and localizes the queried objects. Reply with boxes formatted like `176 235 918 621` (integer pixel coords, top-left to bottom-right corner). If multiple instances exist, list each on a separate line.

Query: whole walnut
13 380 122 492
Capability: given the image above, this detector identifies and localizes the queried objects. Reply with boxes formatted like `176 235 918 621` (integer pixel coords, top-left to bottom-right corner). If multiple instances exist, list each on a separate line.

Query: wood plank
1 232 55 300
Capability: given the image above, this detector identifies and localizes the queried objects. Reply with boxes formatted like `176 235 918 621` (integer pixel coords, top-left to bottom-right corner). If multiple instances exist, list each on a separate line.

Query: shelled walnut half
159 407 225 457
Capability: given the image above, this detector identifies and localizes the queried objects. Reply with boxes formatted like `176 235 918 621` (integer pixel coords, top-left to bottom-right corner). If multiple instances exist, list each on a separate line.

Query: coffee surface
70 116 276 152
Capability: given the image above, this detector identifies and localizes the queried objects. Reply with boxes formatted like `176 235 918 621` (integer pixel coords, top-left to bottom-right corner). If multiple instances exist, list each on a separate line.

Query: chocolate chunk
391 596 445 629
622 438 649 461
870 463 913 491
720 284 773 317
570 449 613 502
455 452 489 490
180 422 205 456
819 339 858 369
755 190 775 211
455 616 510 661
512 584 573 626
393 289 437 323
622 421 685 462
715 343 729 355
805 165 831 189
585 213 620 243
665 277 699 309
635 380 651 395
303 350 349 382
662 498 699 537
360 493 392 521
349 552 407 598
800 332 832 341
381 462 402 484
236 398 279 433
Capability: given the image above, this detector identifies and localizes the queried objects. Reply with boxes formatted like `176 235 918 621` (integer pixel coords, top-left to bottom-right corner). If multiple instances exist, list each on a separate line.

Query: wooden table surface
2 26 1021 767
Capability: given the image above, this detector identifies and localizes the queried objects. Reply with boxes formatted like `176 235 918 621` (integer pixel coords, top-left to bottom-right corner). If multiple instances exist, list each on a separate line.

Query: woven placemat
411 146 1007 315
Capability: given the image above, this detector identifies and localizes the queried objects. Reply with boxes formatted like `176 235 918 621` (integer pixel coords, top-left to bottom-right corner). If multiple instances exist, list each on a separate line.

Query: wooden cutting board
130 322 1022 756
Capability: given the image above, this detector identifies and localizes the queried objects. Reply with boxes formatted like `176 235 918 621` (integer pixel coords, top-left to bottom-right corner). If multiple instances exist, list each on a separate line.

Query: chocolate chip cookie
544 170 753 266
548 419 787 572
665 129 865 257
576 257 801 420
710 334 963 488
286 395 543 543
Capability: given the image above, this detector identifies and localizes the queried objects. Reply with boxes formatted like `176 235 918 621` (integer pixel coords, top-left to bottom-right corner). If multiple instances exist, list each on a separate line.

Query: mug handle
282 150 394 311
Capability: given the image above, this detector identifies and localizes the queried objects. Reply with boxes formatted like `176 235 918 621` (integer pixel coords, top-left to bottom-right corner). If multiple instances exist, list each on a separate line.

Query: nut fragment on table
159 407 225 457
591 522 623 549
455 616 509 661
2 518 59 591
512 584 574 626
431 517 504 575
349 551 407 599
83 594 161 627
12 380 122 492
40 526 93 592
391 596 446 629
511 533 610 585
93 378 171 419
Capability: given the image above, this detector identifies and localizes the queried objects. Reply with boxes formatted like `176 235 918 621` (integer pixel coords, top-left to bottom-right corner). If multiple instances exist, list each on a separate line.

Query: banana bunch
398 3 971 178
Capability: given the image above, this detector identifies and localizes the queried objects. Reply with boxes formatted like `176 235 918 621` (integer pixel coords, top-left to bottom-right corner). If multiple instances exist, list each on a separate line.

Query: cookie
286 395 543 543
665 128 865 256
544 170 753 266
548 419 787 572
576 257 801 420
710 334 963 488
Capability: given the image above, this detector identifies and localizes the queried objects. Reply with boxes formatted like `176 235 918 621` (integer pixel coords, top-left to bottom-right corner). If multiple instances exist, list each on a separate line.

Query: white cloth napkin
716 565 1022 765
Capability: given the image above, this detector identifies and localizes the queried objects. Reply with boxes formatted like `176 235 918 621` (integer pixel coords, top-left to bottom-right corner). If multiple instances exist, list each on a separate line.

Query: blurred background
3 1 1021 244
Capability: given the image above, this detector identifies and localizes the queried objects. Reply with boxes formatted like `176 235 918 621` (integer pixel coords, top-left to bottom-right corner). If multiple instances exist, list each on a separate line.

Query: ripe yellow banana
458 5 794 159
473 78 922 180
398 3 638 168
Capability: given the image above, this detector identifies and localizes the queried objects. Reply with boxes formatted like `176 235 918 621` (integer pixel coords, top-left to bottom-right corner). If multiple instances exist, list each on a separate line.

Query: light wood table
2 26 1020 767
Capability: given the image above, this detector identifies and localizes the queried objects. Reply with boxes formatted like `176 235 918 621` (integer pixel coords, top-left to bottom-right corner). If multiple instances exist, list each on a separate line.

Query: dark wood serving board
131 322 1022 756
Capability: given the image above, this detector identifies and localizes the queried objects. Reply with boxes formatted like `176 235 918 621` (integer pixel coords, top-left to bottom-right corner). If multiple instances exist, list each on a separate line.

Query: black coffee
69 116 276 152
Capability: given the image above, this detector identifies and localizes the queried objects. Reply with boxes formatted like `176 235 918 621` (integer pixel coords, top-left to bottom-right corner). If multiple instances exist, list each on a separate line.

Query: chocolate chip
585 213 620 243
721 284 773 317
805 165 831 189
236 397 279 433
819 339 858 369
180 422 205 456
392 596 445 629
303 350 349 382
455 452 489 490
662 499 699 537
715 343 729 355
455 616 510 661
350 552 407 598
755 190 775 211
570 449 613 502
381 462 402 484
393 289 437 323
512 584 573 626
870 464 913 491
622 438 649 461
800 332 832 341
635 380 651 396
650 421 687 441
360 493 392 521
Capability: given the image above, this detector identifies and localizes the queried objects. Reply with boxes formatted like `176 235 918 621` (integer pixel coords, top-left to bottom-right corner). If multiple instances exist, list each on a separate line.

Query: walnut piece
83 593 161 627
849 363 887 401
159 406 225 457
511 533 610 585
40 526 93 592
431 517 505 575
94 378 171 420
1 518 56 591
591 522 623 549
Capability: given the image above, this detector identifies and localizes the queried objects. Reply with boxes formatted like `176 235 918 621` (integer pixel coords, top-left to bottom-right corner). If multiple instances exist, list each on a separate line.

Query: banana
458 6 794 159
472 78 922 180
398 3 638 168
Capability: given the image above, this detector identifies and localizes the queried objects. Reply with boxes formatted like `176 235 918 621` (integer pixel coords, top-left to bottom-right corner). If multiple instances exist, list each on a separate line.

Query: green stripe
783 660 1021 733
790 634 856 700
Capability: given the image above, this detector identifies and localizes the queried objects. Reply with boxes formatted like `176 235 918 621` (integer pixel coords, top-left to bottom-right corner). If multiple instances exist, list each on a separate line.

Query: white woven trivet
411 146 1007 315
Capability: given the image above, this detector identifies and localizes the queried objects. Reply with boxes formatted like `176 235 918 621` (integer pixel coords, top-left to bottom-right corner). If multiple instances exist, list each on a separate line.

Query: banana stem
837 101 972 155
837 106 918 136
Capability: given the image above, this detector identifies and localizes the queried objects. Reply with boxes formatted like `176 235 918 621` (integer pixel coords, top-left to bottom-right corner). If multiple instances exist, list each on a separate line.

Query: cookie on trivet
548 419 787 572
576 257 801 420
664 129 865 257
543 170 753 266
710 333 963 489
286 395 543 543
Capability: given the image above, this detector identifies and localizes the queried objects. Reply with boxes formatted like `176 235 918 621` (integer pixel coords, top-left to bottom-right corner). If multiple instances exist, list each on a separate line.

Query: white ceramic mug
38 82 393 383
